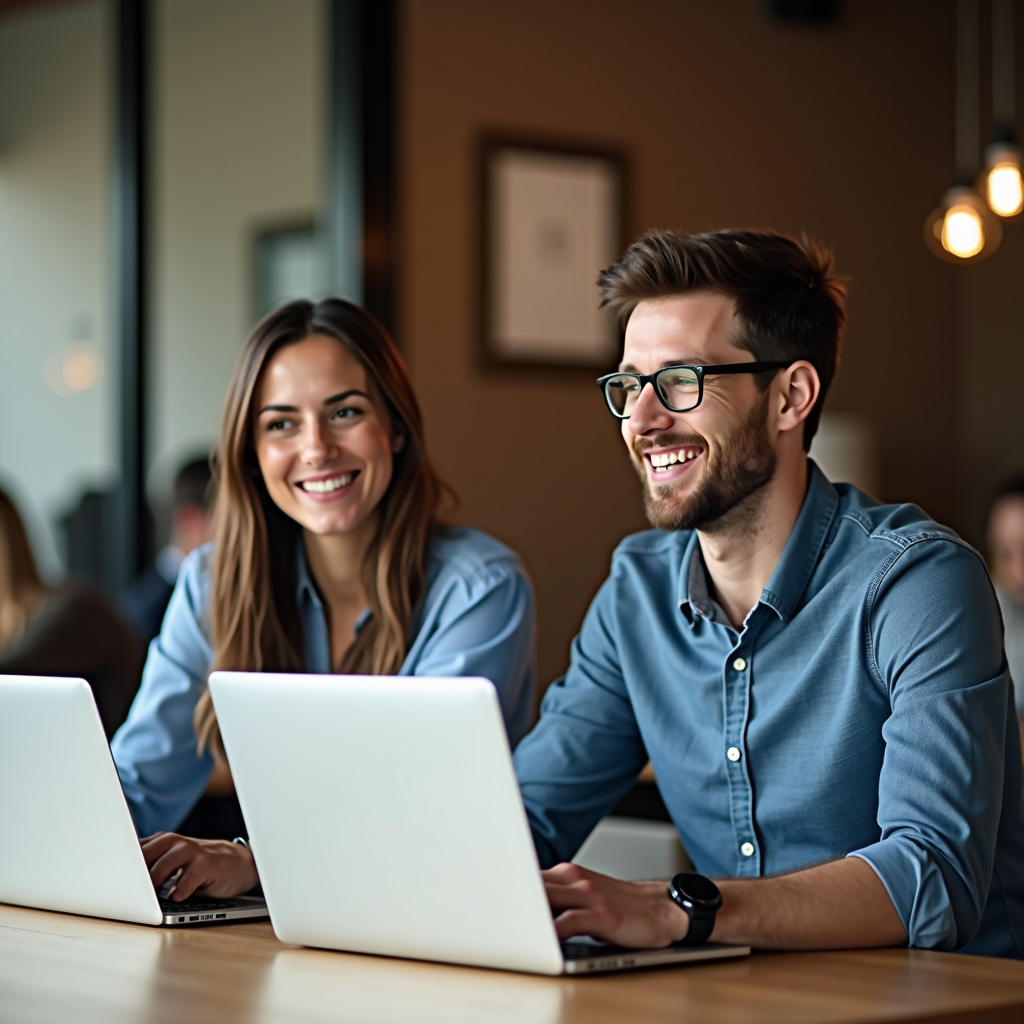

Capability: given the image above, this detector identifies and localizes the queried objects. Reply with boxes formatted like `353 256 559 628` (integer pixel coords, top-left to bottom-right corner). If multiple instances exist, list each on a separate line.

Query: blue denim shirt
112 525 535 836
514 463 1024 957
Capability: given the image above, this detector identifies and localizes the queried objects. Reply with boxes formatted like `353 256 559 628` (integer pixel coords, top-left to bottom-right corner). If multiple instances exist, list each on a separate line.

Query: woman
0 486 144 737
111 299 535 896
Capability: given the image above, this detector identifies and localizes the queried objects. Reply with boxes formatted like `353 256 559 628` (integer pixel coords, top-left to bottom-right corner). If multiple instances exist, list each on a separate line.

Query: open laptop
210 671 750 975
0 675 268 926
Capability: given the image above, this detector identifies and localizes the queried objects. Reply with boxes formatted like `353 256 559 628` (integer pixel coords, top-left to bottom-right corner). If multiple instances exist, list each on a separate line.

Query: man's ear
774 360 820 437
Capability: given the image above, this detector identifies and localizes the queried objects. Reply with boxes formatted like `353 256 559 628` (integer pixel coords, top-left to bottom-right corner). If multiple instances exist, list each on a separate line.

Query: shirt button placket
724 646 759 877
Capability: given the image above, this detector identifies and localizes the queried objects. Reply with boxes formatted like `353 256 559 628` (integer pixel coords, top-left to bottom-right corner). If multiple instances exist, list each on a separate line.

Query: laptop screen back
0 676 161 925
210 672 564 974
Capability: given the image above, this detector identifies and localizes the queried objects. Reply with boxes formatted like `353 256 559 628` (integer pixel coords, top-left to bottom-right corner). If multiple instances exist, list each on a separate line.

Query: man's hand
542 863 689 948
140 832 259 901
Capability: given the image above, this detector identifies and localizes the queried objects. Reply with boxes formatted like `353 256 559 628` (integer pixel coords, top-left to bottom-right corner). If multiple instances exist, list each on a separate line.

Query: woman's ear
392 429 407 454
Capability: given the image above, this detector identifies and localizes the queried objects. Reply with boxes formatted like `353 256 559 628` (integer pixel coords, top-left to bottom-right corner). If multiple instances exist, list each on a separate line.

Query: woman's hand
140 832 259 900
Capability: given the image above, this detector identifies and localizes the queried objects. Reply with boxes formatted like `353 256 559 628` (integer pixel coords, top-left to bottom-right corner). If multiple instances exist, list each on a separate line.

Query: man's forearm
711 856 907 949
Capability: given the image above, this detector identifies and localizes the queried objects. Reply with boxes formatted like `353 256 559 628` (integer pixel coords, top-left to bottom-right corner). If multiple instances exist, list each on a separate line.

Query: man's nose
626 382 675 437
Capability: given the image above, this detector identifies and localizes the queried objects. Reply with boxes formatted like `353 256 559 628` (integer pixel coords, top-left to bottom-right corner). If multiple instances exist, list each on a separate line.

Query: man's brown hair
598 229 847 448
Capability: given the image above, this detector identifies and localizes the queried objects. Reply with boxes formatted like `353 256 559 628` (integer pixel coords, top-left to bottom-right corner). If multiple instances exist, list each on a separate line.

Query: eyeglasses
596 362 790 419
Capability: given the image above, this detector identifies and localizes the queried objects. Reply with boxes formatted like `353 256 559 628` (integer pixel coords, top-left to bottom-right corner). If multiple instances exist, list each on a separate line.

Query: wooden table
3 904 1024 1024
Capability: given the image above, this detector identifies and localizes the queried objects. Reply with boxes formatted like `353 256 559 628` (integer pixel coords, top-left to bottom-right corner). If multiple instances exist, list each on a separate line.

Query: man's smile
642 445 703 481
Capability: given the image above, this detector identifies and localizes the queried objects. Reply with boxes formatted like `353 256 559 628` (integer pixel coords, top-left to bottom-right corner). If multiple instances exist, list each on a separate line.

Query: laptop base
561 939 751 974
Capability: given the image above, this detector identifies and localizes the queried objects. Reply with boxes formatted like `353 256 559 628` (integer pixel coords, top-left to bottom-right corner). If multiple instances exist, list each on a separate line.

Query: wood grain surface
2 903 1024 1024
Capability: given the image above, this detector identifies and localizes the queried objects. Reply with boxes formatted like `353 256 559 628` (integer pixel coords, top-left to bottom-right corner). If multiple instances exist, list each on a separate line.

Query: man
988 477 1024 724
119 457 215 645
513 229 1024 957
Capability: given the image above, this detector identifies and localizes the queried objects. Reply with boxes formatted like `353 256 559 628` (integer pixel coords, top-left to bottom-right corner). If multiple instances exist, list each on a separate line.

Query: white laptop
0 675 268 926
209 671 750 975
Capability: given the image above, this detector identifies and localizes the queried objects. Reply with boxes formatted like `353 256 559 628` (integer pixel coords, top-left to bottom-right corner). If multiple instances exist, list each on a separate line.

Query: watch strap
681 913 715 946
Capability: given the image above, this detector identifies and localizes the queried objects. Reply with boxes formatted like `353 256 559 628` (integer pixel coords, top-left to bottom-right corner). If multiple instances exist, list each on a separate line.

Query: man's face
620 293 777 534
989 496 1024 604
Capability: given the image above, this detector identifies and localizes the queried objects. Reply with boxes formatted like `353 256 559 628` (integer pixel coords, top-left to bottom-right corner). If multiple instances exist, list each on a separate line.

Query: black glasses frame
596 361 790 419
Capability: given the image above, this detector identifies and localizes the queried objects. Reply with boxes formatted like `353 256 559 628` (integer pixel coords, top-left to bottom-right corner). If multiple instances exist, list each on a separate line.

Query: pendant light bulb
924 186 1002 263
942 203 985 257
981 143 1024 219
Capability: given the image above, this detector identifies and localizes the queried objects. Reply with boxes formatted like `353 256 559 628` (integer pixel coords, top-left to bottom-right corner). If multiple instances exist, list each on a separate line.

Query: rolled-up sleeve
513 577 648 869
110 548 216 836
409 561 536 747
849 538 1010 950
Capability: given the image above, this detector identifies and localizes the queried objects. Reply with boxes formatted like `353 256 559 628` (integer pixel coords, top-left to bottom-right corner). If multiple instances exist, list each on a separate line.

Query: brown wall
399 0 1024 694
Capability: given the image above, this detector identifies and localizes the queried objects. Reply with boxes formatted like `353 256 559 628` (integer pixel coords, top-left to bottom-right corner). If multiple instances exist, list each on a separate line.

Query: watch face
674 872 721 906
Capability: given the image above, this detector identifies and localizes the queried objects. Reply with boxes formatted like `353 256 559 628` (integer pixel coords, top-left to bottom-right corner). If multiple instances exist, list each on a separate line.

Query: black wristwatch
667 872 722 946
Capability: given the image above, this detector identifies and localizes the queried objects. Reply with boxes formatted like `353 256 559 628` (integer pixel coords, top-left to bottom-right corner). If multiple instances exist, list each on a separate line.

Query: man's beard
633 391 777 534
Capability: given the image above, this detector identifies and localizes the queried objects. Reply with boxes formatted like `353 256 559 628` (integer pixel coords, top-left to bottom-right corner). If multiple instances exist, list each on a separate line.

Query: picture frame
478 135 626 371
252 218 328 323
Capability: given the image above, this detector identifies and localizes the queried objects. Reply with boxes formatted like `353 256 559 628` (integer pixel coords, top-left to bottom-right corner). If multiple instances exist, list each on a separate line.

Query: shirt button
740 841 755 857
727 746 742 762
732 657 747 671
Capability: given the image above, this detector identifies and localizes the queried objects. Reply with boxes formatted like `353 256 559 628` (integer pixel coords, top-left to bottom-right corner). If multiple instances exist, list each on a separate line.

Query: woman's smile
295 470 361 499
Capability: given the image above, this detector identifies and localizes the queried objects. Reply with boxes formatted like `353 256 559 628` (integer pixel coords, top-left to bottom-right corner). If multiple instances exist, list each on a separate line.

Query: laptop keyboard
560 940 633 960
158 896 238 913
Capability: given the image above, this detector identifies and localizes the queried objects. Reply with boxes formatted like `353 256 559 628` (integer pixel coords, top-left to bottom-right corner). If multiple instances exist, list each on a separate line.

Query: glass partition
0 0 115 576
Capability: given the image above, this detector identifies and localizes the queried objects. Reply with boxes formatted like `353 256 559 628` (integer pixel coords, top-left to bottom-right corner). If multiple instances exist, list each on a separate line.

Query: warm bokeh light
924 186 1001 263
985 161 1024 217
43 341 105 396
940 204 985 258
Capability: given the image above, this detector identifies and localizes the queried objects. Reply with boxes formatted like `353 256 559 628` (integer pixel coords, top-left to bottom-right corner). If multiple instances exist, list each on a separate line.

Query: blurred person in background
0 485 144 738
119 458 215 646
988 476 1024 726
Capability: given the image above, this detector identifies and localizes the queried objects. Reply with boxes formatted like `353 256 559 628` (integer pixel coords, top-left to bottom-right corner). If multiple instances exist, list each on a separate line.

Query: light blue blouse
111 526 535 836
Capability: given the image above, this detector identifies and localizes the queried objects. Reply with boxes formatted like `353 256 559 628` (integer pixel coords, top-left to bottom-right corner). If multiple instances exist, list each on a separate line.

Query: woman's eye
333 406 362 421
266 418 294 431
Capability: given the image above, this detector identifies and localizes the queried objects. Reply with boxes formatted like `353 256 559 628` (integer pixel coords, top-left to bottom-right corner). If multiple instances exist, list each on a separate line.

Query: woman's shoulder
176 542 214 589
165 542 216 624
426 525 528 591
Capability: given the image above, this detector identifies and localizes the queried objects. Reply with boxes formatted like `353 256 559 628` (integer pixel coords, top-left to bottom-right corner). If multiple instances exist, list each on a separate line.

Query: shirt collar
678 459 839 627
295 539 373 635
296 540 322 610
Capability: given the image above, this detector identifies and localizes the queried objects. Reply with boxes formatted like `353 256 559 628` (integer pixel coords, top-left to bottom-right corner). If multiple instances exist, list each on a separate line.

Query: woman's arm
110 548 217 835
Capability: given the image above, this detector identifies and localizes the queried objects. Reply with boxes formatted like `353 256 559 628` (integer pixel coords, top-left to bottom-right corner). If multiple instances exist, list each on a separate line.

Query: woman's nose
301 419 335 464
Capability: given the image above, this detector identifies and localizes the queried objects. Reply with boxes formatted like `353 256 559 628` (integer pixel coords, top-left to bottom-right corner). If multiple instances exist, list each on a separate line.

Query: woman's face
252 334 403 538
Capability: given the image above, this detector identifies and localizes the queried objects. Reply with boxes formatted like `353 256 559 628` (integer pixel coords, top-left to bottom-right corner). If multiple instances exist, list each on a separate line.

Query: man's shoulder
821 485 991 613
830 484 976 566
833 484 961 548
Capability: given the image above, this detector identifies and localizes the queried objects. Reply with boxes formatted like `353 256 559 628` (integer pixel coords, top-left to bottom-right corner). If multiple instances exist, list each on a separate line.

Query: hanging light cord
956 0 981 181
992 0 1016 138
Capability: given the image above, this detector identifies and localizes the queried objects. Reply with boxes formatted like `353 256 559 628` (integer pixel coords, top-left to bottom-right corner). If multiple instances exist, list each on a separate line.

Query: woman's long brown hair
193 300 448 757
0 487 45 650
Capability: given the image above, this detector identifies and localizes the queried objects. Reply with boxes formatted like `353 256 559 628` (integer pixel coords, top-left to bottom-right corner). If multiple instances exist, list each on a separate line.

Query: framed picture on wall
252 218 329 323
478 135 626 370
